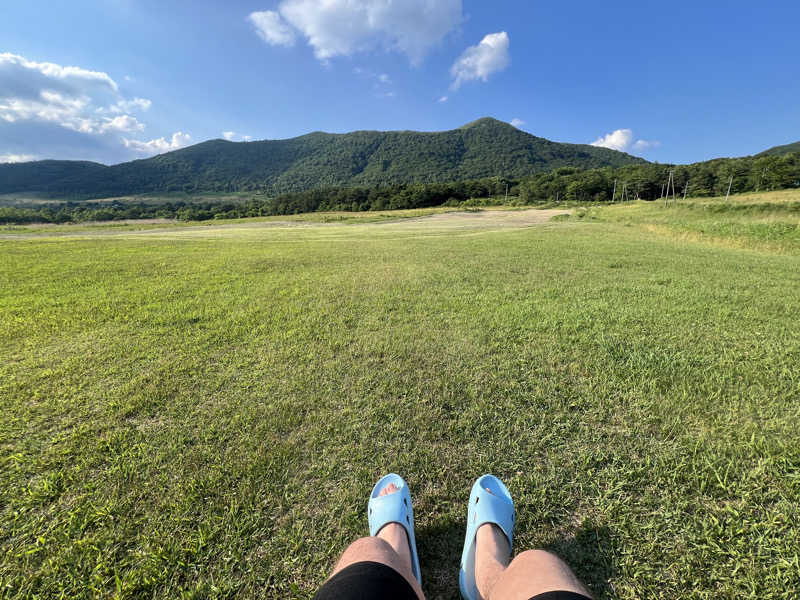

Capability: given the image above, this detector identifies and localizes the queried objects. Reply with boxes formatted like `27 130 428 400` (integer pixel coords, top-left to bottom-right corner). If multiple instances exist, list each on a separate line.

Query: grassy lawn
567 189 800 254
1 195 798 599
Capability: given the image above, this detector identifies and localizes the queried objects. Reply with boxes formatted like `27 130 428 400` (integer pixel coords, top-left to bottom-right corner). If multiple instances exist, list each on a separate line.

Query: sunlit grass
566 189 800 253
1 198 798 599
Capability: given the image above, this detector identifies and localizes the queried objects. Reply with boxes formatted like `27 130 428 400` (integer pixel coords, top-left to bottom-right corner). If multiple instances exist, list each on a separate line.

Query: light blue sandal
459 474 515 600
368 473 422 585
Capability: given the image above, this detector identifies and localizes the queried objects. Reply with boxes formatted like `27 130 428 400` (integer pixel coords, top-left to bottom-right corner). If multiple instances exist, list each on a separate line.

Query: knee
506 550 591 599
340 536 396 561
512 549 564 570
333 536 408 581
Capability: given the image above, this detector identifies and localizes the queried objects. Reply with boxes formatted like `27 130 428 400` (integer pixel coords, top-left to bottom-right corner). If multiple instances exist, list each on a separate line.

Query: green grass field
1 192 798 599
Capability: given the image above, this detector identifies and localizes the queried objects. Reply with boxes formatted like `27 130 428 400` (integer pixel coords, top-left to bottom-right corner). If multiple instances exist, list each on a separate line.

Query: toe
379 482 400 496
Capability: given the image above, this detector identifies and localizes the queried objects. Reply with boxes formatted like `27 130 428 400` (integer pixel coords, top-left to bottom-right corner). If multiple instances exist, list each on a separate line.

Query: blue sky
1 0 798 165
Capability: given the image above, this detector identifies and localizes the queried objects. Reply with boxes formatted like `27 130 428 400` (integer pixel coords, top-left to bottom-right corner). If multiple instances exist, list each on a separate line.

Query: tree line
519 153 800 203
2 153 798 225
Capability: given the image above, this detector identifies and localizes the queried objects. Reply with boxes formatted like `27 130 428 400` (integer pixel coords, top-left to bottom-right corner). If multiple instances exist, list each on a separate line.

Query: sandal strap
469 485 514 549
368 483 412 537
367 473 422 585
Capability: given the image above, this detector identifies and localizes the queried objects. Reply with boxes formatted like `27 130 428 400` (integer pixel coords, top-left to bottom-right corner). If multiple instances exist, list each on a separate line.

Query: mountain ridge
0 118 646 199
758 140 800 156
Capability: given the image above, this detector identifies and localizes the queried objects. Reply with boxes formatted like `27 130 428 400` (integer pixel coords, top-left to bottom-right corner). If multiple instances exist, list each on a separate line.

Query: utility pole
683 179 690 201
725 176 733 201
612 179 617 203
662 170 677 207
669 171 677 204
756 168 767 193
505 182 509 204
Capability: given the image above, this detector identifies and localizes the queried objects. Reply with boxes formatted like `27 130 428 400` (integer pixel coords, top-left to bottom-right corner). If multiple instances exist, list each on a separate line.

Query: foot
376 483 414 574
475 488 511 600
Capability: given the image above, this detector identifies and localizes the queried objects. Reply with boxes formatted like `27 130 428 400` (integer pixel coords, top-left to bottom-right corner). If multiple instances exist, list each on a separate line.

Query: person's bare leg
329 483 424 599
474 522 511 597
474 488 592 600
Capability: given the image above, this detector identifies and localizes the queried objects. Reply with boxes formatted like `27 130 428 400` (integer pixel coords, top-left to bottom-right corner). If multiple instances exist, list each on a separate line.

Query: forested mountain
0 160 107 195
758 141 800 156
0 118 644 199
5 152 798 225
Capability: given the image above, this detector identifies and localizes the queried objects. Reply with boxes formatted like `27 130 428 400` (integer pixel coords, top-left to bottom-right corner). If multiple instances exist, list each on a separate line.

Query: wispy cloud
633 139 661 152
0 153 37 163
123 132 191 155
99 97 151 114
438 96 448 103
450 32 510 90
0 52 118 93
353 67 395 98
221 131 253 141
510 118 525 128
248 10 296 47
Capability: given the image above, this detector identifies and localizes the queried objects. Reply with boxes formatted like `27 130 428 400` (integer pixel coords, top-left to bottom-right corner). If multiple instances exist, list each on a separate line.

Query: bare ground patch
395 208 570 228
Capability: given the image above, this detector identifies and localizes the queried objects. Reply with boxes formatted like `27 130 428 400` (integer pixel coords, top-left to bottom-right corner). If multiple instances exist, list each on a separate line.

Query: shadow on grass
417 519 464 600
543 524 616 599
417 521 615 600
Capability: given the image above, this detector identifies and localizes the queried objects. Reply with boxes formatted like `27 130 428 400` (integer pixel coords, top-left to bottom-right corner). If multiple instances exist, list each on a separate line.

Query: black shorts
313 561 592 600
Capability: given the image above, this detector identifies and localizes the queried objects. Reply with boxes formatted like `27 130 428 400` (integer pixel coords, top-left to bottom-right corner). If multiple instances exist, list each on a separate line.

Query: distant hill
758 141 800 156
0 118 645 199
0 160 107 195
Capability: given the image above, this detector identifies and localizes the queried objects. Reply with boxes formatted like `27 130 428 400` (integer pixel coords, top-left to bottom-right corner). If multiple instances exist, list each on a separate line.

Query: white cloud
438 96 448 103
591 129 660 154
0 93 86 126
101 114 144 133
450 32 510 90
511 118 525 128
0 52 118 93
123 131 191 155
0 92 143 135
102 97 151 114
0 52 189 163
590 129 633 151
0 153 37 163
221 131 253 141
253 0 462 64
378 73 391 83
248 10 296 47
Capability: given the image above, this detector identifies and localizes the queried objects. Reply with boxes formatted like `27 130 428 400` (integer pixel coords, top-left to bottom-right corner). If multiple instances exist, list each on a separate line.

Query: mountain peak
0 120 645 198
460 117 508 130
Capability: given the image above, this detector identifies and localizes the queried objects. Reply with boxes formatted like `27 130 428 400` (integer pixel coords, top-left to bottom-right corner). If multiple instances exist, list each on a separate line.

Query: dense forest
518 152 800 203
2 152 798 225
0 118 642 198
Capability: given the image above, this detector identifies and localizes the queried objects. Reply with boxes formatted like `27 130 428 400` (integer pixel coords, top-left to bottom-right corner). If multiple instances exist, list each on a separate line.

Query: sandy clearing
390 208 570 228
0 208 571 240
